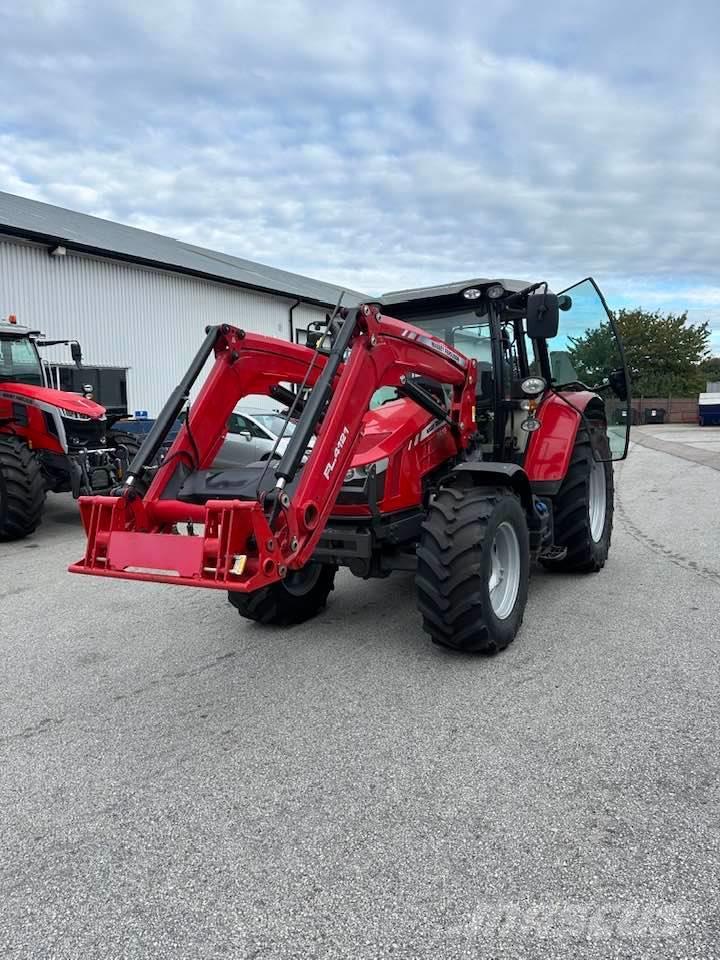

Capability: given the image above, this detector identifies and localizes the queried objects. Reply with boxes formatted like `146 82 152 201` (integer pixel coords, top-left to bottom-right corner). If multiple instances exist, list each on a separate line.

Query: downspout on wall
288 297 301 342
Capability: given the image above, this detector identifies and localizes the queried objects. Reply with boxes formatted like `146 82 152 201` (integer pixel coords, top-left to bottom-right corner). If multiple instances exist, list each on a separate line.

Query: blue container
698 394 720 426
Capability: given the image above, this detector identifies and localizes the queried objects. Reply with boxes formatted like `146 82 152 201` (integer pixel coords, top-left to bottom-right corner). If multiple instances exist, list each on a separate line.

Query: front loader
69 277 630 653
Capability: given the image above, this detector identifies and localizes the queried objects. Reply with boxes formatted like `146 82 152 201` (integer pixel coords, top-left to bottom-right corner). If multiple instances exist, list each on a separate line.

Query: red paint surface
524 391 599 482
0 381 105 418
70 310 477 593
0 381 107 455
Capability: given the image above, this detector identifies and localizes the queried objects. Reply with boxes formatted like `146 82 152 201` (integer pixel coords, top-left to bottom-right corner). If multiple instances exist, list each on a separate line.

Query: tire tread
541 428 614 573
229 564 336 626
0 437 46 541
416 485 528 654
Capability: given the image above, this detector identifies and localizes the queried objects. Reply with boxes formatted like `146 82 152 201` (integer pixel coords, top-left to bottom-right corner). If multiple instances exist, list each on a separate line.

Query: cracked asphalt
1 433 719 959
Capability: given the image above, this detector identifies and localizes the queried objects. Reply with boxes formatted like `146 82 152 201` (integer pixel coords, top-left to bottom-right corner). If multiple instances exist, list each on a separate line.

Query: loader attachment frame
69 304 477 592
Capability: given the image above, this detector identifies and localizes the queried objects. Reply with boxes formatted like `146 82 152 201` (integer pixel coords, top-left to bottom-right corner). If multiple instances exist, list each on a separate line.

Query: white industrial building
0 191 366 415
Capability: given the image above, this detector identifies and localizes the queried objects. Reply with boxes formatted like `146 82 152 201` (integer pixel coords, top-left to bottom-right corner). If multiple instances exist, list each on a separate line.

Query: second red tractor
0 316 140 540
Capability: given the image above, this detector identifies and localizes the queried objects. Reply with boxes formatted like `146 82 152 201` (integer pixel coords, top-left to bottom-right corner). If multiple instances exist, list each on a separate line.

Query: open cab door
554 278 631 460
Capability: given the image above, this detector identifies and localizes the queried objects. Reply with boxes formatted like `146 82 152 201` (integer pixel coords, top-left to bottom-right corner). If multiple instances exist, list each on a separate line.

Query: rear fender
446 462 534 514
524 392 605 484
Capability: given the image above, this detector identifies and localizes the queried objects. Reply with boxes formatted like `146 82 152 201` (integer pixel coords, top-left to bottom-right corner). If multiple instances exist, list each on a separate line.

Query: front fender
524 391 603 483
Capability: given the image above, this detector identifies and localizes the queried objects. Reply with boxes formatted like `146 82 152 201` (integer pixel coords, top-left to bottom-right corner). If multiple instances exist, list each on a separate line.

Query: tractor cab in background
0 316 47 387
0 315 84 387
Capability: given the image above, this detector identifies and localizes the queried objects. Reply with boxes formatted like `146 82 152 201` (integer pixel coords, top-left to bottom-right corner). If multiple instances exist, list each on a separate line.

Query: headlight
520 377 547 396
59 408 92 421
486 283 505 300
344 457 389 484
521 417 541 433
462 287 482 300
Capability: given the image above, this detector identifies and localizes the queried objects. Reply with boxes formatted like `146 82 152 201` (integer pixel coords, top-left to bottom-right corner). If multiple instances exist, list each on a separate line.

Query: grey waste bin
643 407 666 424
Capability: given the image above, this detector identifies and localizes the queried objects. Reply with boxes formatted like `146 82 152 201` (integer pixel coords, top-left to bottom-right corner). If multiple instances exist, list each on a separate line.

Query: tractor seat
177 462 299 505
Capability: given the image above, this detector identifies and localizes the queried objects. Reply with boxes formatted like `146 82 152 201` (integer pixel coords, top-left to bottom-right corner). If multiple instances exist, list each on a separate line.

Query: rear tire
0 437 46 541
416 485 530 654
228 562 337 626
541 427 614 573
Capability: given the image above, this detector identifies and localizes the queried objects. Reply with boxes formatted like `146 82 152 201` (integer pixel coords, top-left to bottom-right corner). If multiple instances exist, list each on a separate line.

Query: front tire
108 430 142 477
416 485 530 654
228 562 337 626
0 437 46 541
541 427 614 573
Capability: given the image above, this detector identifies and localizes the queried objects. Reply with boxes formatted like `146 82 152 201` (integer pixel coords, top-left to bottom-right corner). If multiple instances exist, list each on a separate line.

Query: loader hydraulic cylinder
274 308 360 486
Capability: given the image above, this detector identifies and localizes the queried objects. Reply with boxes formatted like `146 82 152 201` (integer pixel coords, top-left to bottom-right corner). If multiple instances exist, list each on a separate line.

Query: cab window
0 337 44 386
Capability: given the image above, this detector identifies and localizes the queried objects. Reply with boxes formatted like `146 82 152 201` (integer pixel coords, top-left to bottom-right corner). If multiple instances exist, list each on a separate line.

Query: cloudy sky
1 0 719 350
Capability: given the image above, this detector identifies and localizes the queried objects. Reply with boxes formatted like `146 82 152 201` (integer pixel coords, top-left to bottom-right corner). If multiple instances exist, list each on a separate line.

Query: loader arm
69 304 477 592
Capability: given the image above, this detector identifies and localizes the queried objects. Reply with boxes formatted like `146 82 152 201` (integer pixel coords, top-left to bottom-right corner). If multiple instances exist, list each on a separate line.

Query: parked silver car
212 407 303 469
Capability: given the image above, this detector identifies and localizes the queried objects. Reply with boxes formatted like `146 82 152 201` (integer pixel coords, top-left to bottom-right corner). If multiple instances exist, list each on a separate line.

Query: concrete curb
630 427 720 472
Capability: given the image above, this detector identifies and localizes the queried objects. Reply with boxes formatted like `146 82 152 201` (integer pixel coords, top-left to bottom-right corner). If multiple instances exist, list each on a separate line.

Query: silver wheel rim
589 457 607 542
284 563 323 596
489 521 521 620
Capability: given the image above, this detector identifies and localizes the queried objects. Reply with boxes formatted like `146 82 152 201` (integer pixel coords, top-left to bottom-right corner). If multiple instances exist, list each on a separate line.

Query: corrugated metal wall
0 237 327 414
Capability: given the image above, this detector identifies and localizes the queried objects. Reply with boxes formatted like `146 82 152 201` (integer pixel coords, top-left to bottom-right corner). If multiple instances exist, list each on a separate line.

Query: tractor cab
379 277 631 463
0 316 45 387
1 314 85 389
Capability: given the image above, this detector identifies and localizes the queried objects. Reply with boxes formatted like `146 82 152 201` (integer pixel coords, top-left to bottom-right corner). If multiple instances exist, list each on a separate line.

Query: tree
568 308 711 397
698 356 720 387
566 324 616 386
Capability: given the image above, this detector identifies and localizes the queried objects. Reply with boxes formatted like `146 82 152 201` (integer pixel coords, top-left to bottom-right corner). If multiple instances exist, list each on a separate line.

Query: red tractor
69 277 630 653
0 315 140 540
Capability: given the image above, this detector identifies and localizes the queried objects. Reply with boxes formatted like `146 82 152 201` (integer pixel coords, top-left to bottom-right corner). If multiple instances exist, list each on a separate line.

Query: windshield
405 308 484 344
252 413 297 437
402 309 494 364
451 324 493 364
0 336 44 386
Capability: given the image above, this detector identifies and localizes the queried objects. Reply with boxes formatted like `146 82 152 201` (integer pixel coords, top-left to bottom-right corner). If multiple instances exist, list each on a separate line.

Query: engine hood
349 396 439 465
0 381 106 419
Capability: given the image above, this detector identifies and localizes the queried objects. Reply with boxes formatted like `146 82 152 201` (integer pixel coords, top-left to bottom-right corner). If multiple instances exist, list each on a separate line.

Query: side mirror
306 329 323 350
238 429 252 441
608 367 628 401
70 341 83 366
306 327 332 353
526 293 560 340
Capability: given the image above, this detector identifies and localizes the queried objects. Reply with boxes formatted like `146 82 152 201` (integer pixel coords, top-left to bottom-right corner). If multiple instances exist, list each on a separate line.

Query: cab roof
379 278 532 308
0 317 31 336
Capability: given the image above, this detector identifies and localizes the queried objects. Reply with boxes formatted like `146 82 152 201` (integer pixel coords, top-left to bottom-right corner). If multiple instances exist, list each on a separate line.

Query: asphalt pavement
631 423 720 471
1 435 719 959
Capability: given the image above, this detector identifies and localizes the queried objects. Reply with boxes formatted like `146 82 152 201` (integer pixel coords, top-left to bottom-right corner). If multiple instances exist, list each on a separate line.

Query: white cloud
1 0 719 350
